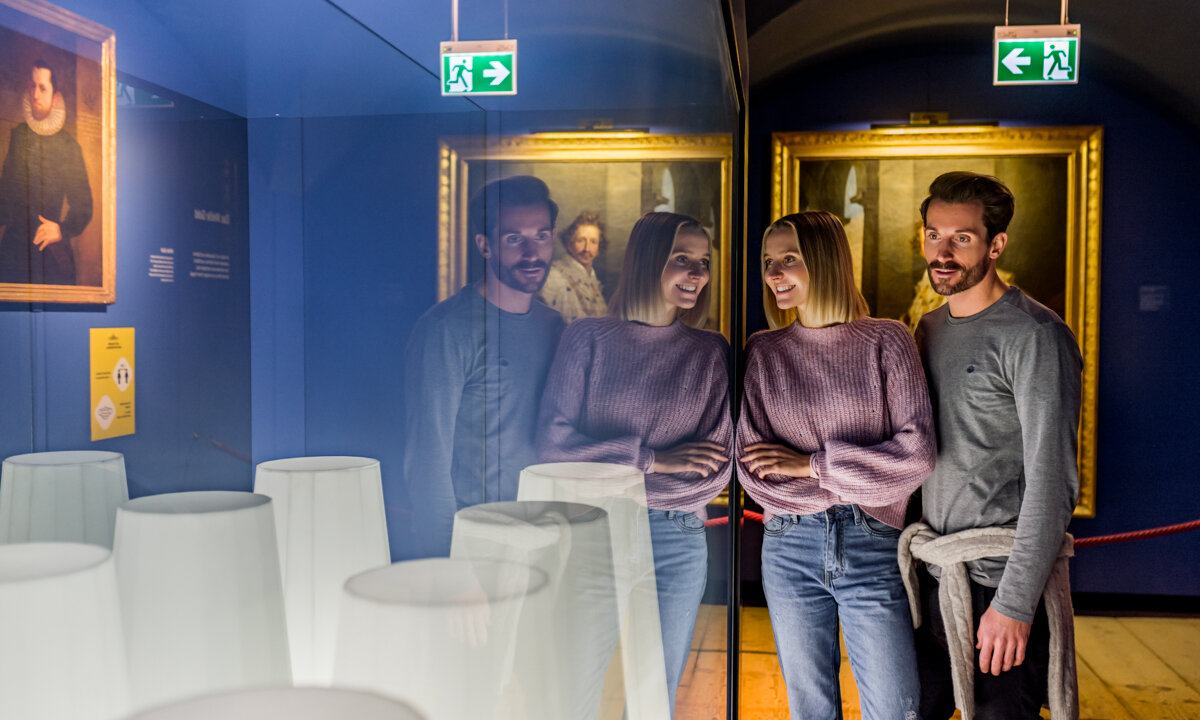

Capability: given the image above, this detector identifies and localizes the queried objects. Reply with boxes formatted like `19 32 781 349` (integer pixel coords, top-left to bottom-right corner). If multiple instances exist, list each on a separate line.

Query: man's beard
927 255 990 296
494 258 550 294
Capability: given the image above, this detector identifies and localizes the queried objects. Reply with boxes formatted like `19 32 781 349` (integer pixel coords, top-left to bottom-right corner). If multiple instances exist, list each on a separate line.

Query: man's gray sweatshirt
916 287 1082 624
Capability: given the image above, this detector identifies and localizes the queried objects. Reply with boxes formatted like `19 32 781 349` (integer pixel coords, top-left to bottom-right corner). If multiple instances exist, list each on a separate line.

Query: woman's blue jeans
648 508 708 716
761 505 920 720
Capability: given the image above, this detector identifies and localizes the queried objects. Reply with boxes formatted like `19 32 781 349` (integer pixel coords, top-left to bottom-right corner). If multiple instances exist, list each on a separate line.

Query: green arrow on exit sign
994 25 1080 85
440 40 517 96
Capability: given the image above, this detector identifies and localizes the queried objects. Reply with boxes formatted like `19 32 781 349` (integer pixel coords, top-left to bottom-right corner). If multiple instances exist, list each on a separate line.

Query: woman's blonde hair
761 211 868 329
609 211 711 328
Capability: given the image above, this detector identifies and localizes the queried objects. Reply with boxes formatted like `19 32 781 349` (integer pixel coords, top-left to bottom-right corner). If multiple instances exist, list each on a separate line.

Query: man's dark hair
32 58 55 94
920 171 1015 240
468 175 559 239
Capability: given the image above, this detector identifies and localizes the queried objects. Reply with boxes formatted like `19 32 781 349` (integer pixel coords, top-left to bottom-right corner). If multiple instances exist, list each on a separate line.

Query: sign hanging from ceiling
994 24 1080 85
440 39 517 96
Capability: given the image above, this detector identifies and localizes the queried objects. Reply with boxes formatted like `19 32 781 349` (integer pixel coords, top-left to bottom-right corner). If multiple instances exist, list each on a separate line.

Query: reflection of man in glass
402 176 564 557
0 59 92 285
538 211 608 323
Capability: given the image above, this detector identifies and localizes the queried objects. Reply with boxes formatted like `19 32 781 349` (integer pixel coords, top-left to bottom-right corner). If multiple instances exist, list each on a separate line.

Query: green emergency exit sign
440 40 517 96
994 25 1080 85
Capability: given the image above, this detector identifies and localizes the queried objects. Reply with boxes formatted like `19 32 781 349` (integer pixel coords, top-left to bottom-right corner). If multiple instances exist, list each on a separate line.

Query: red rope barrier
1072 517 1200 547
703 510 760 528
704 510 1200 549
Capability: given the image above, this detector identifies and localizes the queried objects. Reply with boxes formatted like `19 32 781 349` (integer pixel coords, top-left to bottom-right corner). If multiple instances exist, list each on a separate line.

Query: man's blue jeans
648 508 708 716
761 505 920 720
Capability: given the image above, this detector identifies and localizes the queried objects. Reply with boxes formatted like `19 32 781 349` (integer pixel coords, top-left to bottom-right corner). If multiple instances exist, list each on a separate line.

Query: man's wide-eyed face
922 199 1003 296
30 67 54 121
481 203 555 294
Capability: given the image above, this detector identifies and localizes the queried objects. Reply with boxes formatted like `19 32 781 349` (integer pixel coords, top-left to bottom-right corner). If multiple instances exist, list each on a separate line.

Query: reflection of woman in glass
737 211 934 720
538 211 608 323
538 212 732 713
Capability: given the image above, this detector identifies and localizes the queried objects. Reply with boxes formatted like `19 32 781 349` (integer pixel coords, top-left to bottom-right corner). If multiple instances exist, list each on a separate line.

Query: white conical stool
0 542 130 720
113 491 291 711
452 500 619 720
517 462 669 720
254 456 390 684
0 450 128 548
121 687 424 719
333 557 547 720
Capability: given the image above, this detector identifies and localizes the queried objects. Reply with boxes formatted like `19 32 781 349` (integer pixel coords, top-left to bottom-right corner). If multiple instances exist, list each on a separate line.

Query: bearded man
402 175 564 557
912 171 1082 719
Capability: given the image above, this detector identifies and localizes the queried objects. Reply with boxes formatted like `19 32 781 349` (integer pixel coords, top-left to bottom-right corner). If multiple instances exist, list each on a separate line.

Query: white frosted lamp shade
253 456 390 684
517 463 668 720
0 542 130 720
122 687 424 719
333 558 547 720
113 491 291 711
451 501 619 720
0 450 129 548
518 461 647 506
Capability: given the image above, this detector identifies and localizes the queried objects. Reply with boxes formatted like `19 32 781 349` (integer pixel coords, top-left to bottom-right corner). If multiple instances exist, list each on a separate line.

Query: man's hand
976 605 1031 675
651 441 727 477
740 442 811 479
33 215 62 251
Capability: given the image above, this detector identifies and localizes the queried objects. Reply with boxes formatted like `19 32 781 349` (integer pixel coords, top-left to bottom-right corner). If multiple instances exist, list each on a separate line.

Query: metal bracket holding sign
440 39 517 96
994 24 1081 85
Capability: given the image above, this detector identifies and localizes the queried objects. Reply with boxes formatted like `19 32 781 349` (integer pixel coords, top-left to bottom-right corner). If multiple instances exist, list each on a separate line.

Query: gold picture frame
438 132 734 337
771 126 1102 517
0 0 115 304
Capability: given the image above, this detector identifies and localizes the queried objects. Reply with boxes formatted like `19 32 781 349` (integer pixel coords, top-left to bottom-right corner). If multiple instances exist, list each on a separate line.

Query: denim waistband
773 505 863 523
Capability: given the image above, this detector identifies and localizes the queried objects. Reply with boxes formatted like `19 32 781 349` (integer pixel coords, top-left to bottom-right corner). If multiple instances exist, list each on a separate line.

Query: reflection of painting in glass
465 160 724 328
792 157 1068 326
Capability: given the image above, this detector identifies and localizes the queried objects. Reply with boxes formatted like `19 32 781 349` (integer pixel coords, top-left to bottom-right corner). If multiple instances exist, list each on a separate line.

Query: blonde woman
737 211 935 720
538 211 732 714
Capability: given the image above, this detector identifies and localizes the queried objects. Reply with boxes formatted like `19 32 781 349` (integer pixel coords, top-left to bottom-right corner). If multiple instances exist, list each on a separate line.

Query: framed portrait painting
0 0 115 303
771 125 1102 516
438 132 733 337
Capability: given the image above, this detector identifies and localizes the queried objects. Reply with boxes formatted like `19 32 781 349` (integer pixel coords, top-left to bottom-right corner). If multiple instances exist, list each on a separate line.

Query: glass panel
1 0 740 715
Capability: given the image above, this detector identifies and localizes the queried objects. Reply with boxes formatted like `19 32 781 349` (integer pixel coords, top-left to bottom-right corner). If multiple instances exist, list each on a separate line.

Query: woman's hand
740 443 812 478
652 441 728 477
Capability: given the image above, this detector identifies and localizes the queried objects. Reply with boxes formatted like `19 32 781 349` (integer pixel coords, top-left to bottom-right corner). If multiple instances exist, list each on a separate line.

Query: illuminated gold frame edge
0 0 116 304
770 126 1102 518
437 133 734 338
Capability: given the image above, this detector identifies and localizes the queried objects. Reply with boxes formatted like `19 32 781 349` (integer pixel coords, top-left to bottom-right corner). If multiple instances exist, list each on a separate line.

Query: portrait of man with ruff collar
0 3 113 302
0 57 92 286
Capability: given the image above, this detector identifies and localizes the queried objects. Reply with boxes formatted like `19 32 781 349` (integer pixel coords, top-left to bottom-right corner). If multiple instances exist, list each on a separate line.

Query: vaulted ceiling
747 0 1200 127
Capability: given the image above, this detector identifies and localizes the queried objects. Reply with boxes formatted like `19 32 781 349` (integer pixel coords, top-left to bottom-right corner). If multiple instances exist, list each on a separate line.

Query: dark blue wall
1 80 253 497
749 43 1200 597
289 112 484 559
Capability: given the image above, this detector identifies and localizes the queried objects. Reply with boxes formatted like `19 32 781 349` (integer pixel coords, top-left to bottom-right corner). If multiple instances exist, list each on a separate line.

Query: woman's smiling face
659 228 711 313
763 228 809 311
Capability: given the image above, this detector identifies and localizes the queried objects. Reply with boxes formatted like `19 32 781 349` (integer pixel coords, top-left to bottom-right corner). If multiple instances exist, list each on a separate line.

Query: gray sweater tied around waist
898 523 1078 720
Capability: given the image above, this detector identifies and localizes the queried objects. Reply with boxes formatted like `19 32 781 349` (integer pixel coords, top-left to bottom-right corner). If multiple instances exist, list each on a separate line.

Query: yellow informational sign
90 328 135 441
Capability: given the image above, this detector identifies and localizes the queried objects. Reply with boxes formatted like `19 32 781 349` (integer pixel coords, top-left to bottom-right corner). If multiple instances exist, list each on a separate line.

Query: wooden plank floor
674 605 1200 720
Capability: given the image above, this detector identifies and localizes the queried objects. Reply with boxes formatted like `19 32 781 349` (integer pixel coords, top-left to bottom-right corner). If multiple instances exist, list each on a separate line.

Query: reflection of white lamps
253 456 390 685
451 501 618 720
517 462 668 720
0 451 129 548
0 542 130 720
113 491 291 711
122 687 424 719
333 558 547 720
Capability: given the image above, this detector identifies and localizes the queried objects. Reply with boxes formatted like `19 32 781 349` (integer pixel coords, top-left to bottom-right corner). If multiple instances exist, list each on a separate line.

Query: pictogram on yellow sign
90 328 135 440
